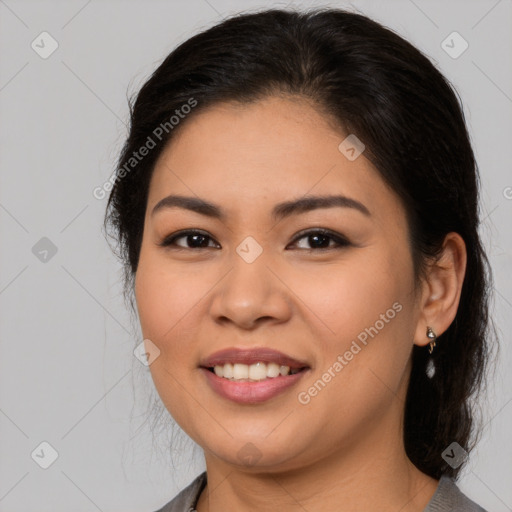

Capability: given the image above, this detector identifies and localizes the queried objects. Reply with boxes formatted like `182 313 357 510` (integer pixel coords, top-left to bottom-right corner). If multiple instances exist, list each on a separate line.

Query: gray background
0 0 511 510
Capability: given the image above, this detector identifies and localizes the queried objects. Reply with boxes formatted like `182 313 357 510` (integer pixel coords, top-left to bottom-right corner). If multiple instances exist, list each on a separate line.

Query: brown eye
158 228 350 251
159 230 220 249
288 229 351 250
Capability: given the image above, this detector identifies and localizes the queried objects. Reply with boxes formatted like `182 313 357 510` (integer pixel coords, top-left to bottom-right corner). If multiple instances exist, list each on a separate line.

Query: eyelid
289 227 346 241
287 228 350 249
158 229 220 249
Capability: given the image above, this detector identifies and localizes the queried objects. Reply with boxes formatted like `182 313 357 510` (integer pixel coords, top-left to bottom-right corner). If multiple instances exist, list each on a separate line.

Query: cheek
291 246 415 406
290 251 407 343
134 255 209 426
293 268 413 434
135 253 206 341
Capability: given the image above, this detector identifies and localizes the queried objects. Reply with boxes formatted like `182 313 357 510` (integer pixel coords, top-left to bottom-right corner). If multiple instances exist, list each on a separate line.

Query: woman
104 8 493 511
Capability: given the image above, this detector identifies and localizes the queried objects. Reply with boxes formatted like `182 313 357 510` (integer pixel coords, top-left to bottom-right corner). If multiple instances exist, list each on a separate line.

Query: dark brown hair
104 8 495 479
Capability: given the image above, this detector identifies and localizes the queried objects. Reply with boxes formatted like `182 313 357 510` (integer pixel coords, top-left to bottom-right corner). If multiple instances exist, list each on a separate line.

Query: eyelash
158 228 351 251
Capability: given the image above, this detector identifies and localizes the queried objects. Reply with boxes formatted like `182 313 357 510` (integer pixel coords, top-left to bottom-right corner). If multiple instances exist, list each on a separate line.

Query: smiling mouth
205 362 308 381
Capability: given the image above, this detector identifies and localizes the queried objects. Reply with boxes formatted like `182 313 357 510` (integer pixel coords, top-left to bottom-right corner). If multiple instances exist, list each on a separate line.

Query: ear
413 232 467 347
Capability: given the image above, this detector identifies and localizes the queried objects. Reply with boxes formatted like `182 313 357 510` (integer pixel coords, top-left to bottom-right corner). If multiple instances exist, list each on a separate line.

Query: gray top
153 471 487 512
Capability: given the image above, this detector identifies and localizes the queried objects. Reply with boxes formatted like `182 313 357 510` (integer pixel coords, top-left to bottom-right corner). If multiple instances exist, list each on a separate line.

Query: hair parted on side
104 8 495 480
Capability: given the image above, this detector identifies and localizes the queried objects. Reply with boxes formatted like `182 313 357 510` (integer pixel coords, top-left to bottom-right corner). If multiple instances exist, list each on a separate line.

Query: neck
195 418 438 512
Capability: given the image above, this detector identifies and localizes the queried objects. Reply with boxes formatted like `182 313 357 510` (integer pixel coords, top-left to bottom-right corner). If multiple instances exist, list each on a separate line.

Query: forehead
147 96 404 224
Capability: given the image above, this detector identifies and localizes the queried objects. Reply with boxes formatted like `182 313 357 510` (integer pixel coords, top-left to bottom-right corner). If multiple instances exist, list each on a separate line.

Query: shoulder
424 475 488 512
152 472 207 512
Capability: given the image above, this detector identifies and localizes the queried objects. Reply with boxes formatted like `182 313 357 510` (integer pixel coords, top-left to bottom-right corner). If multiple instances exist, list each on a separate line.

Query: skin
134 95 467 512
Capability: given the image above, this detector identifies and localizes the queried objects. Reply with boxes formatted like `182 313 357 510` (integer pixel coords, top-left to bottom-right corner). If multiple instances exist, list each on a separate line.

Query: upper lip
199 347 310 369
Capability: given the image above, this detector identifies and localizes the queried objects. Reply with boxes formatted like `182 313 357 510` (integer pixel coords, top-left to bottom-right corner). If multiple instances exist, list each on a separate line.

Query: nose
209 252 292 330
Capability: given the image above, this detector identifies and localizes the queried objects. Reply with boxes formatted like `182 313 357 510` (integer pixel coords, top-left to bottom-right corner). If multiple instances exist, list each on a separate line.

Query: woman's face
135 96 425 472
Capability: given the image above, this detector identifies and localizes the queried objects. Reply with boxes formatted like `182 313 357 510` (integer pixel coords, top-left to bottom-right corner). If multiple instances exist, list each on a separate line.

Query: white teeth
223 363 234 379
249 362 267 380
212 362 302 381
266 362 280 378
233 363 249 379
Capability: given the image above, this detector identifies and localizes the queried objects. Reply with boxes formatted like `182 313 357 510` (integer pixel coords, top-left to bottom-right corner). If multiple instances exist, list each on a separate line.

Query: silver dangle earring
427 326 437 354
426 326 437 379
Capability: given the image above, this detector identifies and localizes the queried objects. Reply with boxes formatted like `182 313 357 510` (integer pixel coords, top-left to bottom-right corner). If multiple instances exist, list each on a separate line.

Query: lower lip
201 368 309 404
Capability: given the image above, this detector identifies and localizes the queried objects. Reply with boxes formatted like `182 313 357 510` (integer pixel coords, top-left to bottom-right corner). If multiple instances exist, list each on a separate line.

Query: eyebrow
151 194 371 221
